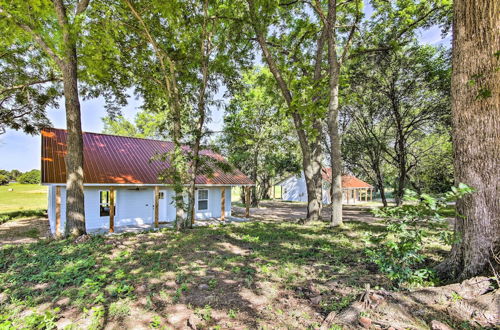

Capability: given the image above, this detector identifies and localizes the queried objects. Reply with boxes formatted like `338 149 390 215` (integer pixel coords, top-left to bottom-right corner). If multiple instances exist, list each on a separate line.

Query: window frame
99 190 112 217
197 189 209 211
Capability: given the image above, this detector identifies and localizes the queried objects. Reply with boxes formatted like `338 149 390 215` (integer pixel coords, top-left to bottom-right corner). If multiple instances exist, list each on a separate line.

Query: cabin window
197 189 208 211
99 190 111 217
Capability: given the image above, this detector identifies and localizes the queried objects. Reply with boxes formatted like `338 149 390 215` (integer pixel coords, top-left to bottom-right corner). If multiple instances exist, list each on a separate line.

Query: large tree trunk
54 0 85 236
437 0 500 280
302 148 324 221
62 57 85 236
326 0 343 226
327 81 343 226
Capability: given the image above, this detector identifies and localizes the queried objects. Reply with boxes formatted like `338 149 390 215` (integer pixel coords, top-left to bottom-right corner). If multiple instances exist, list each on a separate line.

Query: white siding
281 174 308 202
195 187 231 220
47 185 233 235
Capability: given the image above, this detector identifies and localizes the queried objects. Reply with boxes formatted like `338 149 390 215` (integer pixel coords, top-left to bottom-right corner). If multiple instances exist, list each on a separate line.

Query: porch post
109 187 115 233
245 186 250 218
370 188 373 201
220 187 226 221
154 186 159 228
56 186 61 237
191 190 196 225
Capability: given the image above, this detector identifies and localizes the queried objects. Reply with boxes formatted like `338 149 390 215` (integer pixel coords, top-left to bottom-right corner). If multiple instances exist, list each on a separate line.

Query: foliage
0 175 8 186
101 112 167 140
342 43 451 202
17 169 41 184
365 184 473 287
222 67 301 204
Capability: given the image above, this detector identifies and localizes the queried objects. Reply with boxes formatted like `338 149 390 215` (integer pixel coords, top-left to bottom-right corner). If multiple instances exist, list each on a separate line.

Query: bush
18 169 41 184
0 174 8 185
365 183 473 288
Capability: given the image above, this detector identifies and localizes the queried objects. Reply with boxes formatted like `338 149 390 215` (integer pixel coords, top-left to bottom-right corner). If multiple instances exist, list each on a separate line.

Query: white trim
98 189 113 218
197 189 209 211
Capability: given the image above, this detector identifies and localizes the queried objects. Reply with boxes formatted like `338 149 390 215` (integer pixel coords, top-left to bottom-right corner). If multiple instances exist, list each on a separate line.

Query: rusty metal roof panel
321 168 373 188
41 128 254 185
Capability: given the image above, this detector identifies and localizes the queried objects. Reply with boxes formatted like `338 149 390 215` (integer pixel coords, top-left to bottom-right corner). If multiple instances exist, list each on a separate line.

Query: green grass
0 183 47 216
0 220 450 328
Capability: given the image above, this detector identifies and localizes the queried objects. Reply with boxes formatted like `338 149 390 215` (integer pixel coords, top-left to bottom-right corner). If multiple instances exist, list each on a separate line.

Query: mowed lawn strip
0 220 450 329
0 183 47 214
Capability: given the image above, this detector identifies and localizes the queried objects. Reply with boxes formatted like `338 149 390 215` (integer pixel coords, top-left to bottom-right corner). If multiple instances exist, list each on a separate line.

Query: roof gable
41 128 253 185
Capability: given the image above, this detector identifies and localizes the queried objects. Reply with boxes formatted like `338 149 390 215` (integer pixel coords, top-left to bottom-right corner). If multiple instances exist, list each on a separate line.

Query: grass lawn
0 184 47 221
0 219 452 329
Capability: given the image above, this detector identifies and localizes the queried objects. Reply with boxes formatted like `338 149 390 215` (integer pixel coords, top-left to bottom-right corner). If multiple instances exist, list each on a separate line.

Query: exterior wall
281 175 308 202
47 185 233 235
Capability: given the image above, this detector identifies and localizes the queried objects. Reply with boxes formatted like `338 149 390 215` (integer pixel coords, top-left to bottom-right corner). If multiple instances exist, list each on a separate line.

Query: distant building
278 168 373 204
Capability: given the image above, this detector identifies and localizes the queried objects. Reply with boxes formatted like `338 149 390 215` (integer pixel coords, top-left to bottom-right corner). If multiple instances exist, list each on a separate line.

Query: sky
0 12 450 172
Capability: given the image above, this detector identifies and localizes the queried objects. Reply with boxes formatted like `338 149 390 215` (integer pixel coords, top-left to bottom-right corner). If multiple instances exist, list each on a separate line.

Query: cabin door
159 189 176 222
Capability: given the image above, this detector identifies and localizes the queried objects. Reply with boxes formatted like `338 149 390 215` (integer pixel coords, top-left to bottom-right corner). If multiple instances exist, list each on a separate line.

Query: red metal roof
41 128 254 185
321 168 373 188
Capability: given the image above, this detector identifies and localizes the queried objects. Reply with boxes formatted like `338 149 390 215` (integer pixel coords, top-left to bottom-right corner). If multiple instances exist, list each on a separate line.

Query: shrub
0 174 8 185
18 169 41 184
365 183 473 287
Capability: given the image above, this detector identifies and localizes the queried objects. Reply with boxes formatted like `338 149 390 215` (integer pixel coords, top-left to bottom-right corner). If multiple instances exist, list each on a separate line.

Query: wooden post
191 190 196 225
220 187 226 221
354 189 357 204
370 188 373 201
245 186 250 218
154 186 159 228
55 186 61 237
109 187 115 233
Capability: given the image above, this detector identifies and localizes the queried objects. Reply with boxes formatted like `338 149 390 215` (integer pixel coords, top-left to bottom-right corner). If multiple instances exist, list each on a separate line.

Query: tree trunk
302 150 324 221
374 167 387 207
247 4 324 222
437 0 500 280
327 81 343 226
326 0 343 226
53 0 85 236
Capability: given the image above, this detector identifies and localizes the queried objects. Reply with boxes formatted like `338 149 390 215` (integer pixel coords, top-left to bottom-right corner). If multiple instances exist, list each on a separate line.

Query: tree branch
0 77 61 95
75 0 91 15
0 6 64 68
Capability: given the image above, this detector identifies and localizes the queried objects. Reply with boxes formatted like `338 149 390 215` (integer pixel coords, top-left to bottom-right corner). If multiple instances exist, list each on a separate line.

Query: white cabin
41 128 253 235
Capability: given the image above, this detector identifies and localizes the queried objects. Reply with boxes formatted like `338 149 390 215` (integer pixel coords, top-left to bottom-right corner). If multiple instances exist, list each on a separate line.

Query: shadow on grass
0 209 47 224
0 220 460 328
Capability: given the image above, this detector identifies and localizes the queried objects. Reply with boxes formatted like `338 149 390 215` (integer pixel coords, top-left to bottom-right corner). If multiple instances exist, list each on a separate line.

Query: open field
0 183 47 214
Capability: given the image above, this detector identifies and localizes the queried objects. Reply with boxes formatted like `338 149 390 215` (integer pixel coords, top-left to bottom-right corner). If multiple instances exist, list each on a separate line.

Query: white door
158 189 176 222
116 189 153 226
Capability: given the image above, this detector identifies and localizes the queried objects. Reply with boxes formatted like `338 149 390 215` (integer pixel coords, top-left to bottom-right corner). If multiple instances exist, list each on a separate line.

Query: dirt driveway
233 200 378 222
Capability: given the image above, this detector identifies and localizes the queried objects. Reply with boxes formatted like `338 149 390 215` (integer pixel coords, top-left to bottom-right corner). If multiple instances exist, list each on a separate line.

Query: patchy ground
0 217 50 245
233 200 380 223
0 202 497 329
